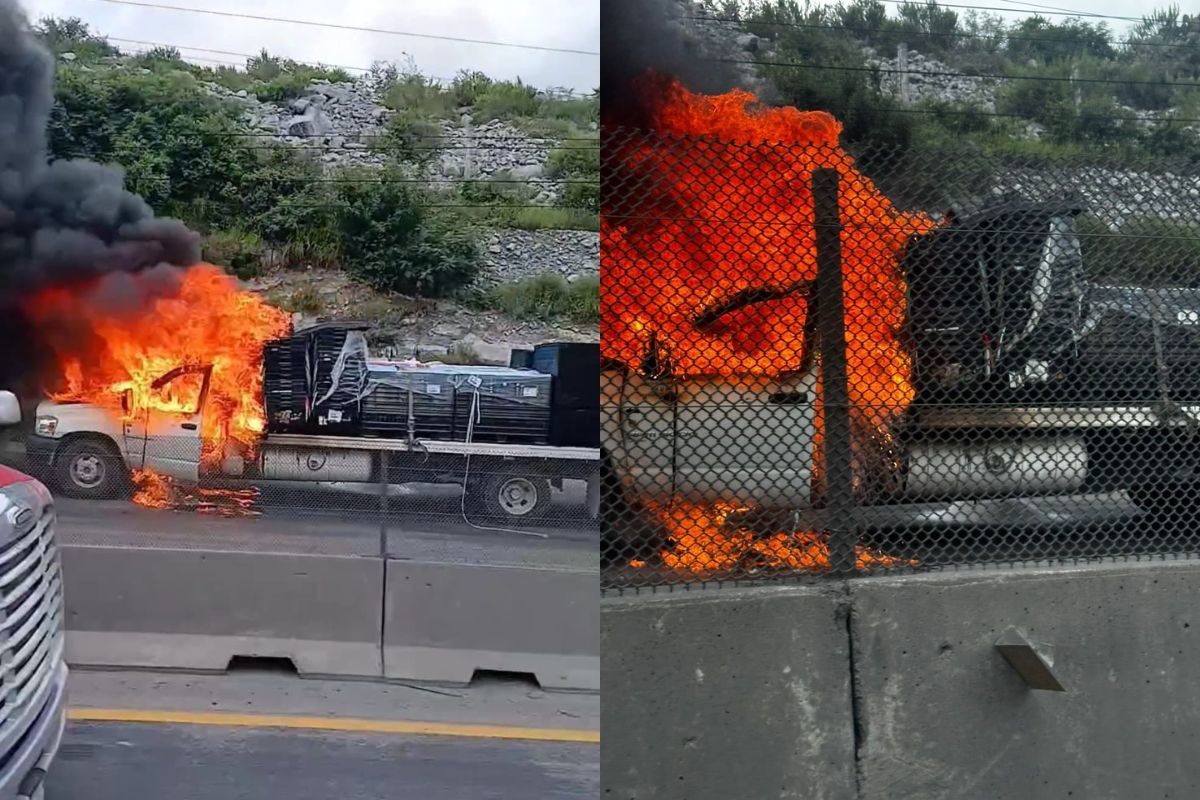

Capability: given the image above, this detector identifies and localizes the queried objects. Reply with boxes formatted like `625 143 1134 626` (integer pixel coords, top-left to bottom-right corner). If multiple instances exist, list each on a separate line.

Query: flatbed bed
264 433 601 461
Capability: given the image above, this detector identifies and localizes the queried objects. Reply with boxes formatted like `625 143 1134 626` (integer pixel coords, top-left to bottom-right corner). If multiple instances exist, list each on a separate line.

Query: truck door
122 365 209 483
675 371 818 509
602 368 676 504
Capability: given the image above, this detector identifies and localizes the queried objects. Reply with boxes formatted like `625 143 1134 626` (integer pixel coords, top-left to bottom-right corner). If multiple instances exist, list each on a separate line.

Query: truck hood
34 400 123 440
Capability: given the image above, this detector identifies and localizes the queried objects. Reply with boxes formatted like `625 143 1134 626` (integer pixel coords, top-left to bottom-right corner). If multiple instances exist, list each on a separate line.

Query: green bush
451 69 493 107
487 273 599 324
335 175 480 296
546 140 599 178
34 16 120 61
202 230 264 279
380 111 444 164
383 73 455 118
547 138 599 214
475 81 540 121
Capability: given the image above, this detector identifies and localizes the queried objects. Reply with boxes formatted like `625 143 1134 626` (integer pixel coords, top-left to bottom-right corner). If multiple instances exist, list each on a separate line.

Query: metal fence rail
600 127 1200 590
2 433 597 559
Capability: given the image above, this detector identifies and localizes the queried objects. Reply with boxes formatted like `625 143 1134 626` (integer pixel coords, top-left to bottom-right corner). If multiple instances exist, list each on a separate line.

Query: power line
716 56 1199 89
112 37 370 73
976 0 1124 17
89 0 600 56
865 0 1143 23
688 17 1198 50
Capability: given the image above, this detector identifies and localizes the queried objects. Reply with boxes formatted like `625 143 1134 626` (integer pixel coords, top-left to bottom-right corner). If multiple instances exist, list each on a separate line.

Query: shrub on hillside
335 176 480 296
202 230 264 279
475 81 540 121
488 273 599 324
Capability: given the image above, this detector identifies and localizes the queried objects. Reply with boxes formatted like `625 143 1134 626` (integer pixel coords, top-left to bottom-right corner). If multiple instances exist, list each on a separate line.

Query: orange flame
648 501 912 574
26 264 291 479
132 468 260 517
605 77 934 572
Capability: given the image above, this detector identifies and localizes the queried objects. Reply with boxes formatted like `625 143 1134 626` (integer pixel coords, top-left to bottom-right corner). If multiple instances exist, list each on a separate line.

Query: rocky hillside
198 76 599 287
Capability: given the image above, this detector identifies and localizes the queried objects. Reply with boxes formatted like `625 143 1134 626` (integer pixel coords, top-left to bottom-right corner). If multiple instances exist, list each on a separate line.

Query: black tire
53 437 126 499
470 473 553 523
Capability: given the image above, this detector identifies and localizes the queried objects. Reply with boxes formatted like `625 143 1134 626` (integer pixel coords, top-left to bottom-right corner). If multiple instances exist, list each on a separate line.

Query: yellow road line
67 708 599 744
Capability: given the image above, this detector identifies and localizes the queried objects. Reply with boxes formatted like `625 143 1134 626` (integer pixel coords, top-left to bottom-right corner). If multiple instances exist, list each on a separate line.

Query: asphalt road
49 722 598 800
48 669 600 800
53 495 598 572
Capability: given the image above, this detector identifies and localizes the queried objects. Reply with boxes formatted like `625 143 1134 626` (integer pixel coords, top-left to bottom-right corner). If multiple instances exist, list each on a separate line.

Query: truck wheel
473 475 552 522
54 438 125 499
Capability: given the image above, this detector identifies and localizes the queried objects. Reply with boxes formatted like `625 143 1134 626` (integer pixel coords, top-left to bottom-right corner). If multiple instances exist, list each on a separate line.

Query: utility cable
89 0 599 56
684 17 1200 50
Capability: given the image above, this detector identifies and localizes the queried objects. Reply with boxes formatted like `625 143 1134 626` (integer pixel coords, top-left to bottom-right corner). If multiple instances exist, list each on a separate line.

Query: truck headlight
34 415 58 437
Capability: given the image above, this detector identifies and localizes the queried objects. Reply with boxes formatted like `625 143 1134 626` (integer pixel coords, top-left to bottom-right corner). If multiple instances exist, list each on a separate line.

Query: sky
20 0 600 92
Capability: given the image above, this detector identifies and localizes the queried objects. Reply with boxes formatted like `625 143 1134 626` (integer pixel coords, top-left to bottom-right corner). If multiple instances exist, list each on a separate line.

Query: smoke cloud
601 0 742 128
0 0 201 393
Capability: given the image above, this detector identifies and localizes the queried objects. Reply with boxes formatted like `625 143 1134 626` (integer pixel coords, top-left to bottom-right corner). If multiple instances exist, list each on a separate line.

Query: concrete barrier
601 585 857 800
849 560 1200 800
384 560 599 691
62 545 384 678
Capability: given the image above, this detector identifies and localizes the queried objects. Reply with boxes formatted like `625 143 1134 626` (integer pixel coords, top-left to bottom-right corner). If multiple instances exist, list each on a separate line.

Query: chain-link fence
601 126 1200 591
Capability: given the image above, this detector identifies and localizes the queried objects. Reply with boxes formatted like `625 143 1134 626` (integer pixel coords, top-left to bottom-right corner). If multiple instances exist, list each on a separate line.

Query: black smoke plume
0 0 201 393
601 0 742 128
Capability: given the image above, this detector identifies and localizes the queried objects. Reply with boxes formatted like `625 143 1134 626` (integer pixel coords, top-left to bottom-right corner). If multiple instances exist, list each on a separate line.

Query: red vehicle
0 391 67 800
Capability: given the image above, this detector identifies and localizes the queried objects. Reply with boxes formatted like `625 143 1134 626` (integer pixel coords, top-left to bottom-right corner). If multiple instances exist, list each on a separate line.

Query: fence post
812 168 857 575
378 449 389 559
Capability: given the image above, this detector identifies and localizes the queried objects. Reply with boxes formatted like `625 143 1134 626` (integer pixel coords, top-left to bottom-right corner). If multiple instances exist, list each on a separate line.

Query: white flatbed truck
25 368 601 522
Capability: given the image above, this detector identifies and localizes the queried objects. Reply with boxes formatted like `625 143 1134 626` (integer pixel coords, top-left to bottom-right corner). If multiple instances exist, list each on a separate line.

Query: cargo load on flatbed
262 323 600 448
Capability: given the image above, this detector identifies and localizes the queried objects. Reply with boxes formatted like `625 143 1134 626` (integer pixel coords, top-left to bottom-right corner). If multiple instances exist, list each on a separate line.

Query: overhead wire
845 0 1143 23
683 16 1199 50
88 0 600 56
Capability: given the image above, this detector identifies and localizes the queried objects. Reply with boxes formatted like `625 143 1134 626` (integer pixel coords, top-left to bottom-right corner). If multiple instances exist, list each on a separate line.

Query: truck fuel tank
902 436 1087 500
259 446 373 482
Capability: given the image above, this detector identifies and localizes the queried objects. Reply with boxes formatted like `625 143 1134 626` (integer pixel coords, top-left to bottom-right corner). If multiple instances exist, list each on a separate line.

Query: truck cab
26 365 209 498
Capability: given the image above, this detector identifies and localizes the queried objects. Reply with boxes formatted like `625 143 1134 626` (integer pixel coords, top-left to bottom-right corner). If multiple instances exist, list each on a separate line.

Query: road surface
48 669 599 799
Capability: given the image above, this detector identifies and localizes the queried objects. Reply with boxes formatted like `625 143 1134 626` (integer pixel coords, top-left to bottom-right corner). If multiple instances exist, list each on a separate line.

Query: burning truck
600 80 1200 572
24 311 601 522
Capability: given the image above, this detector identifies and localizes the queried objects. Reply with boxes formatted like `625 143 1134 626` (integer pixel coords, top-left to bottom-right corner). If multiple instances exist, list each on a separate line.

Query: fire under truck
602 202 1200 556
25 326 601 523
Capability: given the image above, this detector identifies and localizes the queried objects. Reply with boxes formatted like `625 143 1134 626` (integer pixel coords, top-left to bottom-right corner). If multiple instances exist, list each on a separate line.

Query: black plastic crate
533 342 599 409
360 363 456 438
451 369 552 444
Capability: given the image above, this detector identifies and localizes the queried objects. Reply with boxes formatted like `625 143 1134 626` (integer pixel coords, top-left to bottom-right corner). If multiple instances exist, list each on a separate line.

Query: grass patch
284 285 324 314
499 207 598 232
202 229 263 280
487 273 599 324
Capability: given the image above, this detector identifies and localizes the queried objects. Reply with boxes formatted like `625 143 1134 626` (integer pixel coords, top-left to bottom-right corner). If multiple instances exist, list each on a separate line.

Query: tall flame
25 264 291 469
604 76 935 573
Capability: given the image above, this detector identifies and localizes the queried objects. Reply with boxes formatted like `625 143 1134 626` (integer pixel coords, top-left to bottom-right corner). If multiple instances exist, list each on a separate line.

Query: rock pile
199 78 578 203
481 230 599 285
867 47 1003 110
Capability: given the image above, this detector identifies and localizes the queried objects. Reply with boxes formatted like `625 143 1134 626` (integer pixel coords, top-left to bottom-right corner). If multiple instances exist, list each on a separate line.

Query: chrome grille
0 511 62 714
